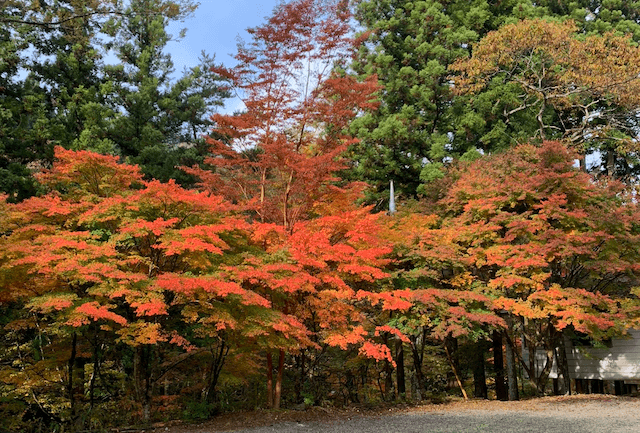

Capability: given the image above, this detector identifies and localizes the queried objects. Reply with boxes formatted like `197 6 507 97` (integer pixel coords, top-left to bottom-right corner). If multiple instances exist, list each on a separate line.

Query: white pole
389 180 396 214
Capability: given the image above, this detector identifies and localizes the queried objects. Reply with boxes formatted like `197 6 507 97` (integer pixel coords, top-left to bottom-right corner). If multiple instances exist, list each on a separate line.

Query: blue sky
166 0 281 74
164 0 281 113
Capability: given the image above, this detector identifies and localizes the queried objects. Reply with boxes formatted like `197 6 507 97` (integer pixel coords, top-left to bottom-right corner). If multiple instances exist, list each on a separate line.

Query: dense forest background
3 0 640 431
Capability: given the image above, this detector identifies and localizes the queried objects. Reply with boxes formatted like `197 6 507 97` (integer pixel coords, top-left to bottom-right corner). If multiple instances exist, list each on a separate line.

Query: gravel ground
158 395 640 433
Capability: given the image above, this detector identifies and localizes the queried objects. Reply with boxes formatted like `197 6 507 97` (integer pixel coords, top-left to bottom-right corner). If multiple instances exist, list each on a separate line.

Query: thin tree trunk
266 352 274 408
68 332 77 420
409 336 425 401
133 345 152 423
444 338 468 400
203 342 229 403
274 349 285 409
89 338 100 411
295 352 305 404
578 153 587 173
345 369 359 404
504 331 519 401
143 347 152 423
557 330 571 395
384 358 394 401
396 340 406 397
493 331 507 401
472 340 488 399
537 98 547 140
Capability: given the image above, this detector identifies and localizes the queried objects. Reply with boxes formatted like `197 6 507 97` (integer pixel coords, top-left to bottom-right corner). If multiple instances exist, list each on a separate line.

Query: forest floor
136 394 640 433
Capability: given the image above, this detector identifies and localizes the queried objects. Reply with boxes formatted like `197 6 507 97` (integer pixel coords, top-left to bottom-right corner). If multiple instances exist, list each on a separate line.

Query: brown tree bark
396 340 406 397
274 349 285 409
266 352 274 408
472 340 488 399
493 330 507 401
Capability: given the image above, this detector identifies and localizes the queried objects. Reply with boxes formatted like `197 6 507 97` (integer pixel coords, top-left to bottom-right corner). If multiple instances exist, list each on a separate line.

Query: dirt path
151 395 640 433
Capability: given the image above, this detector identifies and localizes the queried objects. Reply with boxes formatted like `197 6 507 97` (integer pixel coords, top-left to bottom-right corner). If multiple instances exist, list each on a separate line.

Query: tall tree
0 16 50 201
0 147 265 428
0 0 228 200
187 0 386 409
348 0 640 203
435 141 640 393
347 0 537 206
104 0 230 185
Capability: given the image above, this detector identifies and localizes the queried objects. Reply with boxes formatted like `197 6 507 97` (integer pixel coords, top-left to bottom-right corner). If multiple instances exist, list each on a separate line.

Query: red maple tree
187 0 385 409
432 141 640 393
1 147 267 421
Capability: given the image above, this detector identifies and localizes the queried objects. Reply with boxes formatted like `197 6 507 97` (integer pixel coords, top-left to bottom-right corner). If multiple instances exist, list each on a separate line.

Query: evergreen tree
0 2 53 201
347 0 529 206
348 0 640 204
0 0 228 198
105 0 229 185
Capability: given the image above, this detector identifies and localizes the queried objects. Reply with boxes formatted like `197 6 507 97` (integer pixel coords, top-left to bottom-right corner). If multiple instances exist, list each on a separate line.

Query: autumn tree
429 141 640 394
356 209 506 400
450 19 640 178
0 147 272 429
187 0 388 409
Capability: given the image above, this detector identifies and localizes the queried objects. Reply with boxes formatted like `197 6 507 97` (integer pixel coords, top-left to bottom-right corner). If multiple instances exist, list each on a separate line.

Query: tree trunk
409 335 425 401
557 330 571 395
444 336 467 399
274 349 285 409
533 348 554 395
493 331 507 401
521 326 555 396
345 369 359 404
578 153 587 173
396 340 406 397
266 352 274 408
202 341 229 403
472 340 488 399
89 337 102 412
504 331 519 401
294 352 305 404
134 346 152 423
606 150 616 178
68 332 77 423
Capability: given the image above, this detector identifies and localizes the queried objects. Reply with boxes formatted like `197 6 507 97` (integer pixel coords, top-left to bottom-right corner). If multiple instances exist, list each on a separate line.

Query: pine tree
0 0 228 199
348 0 640 203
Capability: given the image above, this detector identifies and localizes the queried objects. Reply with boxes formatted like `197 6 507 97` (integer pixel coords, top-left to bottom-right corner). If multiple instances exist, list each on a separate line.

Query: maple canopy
181 0 387 410
183 0 391 351
188 0 379 229
436 141 640 391
0 146 281 423
439 141 640 327
2 146 274 339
